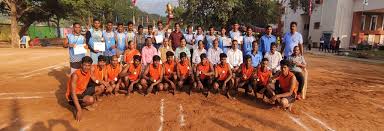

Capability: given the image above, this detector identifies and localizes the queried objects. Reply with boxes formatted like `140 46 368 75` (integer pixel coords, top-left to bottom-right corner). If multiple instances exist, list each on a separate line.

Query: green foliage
288 0 315 15
176 0 281 28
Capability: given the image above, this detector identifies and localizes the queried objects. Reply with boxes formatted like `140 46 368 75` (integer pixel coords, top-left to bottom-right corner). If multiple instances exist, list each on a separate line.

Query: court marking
158 99 165 131
19 62 67 78
0 118 18 129
178 104 186 127
287 113 311 131
0 91 55 96
302 111 335 131
0 96 43 100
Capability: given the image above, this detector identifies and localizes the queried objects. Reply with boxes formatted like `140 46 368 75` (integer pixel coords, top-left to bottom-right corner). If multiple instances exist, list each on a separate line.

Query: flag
309 0 312 16
131 0 137 6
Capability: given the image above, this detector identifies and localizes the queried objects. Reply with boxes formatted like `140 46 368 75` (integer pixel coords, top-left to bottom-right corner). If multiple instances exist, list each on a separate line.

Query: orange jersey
106 64 121 81
278 71 297 93
124 49 141 64
164 60 176 77
66 69 91 100
127 63 142 81
216 63 230 81
257 67 271 86
177 61 191 77
148 64 162 81
92 65 106 80
197 62 211 79
240 64 254 80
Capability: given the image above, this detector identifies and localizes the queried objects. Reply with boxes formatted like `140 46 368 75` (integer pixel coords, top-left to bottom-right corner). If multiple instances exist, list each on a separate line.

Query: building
280 0 384 49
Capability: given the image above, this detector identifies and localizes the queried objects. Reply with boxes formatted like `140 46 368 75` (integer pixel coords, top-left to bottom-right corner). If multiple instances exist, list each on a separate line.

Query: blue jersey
116 32 127 52
103 30 116 56
88 28 103 50
243 36 255 55
205 35 216 50
68 34 86 62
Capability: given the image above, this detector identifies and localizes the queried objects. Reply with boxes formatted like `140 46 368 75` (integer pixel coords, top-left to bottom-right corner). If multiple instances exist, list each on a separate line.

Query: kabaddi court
0 48 383 131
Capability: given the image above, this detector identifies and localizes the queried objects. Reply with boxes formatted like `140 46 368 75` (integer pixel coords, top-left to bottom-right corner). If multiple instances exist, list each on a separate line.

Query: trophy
166 3 174 19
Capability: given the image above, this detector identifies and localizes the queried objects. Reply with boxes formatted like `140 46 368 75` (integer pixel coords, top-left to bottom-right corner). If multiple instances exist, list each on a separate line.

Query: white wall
353 0 384 12
334 0 355 48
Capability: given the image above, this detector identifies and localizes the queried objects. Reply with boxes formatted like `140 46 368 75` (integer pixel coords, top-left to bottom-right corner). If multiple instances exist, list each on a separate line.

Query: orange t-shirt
106 64 121 81
197 62 211 79
92 65 106 80
240 64 254 80
124 49 141 64
257 67 271 86
148 64 162 81
216 63 230 81
278 71 297 93
164 60 176 77
127 63 142 81
177 61 190 77
66 69 91 100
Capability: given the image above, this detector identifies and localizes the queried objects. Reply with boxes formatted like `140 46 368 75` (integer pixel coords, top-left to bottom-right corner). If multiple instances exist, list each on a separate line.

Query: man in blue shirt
281 22 303 59
87 19 104 64
243 27 255 55
247 41 263 68
103 21 116 64
260 25 276 56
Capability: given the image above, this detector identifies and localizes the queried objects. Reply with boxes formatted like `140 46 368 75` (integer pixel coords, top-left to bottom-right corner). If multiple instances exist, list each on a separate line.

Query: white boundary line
302 112 335 131
0 96 43 100
287 113 311 131
158 99 165 131
0 118 18 129
370 102 384 110
0 91 55 96
19 62 68 75
178 104 186 127
19 124 31 131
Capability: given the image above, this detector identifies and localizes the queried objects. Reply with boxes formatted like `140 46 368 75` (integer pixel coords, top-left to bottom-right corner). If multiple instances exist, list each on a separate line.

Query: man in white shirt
207 39 223 65
264 42 282 74
226 40 243 71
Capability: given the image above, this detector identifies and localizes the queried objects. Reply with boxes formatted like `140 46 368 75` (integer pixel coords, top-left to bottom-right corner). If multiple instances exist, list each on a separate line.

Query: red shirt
169 31 184 49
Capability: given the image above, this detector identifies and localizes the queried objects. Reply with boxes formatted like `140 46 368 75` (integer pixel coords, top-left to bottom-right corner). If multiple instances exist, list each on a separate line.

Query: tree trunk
56 16 61 38
9 1 20 48
19 21 33 37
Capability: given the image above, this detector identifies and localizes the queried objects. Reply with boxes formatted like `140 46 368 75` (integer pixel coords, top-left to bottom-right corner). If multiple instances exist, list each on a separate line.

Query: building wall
351 12 384 44
353 0 384 12
333 0 355 48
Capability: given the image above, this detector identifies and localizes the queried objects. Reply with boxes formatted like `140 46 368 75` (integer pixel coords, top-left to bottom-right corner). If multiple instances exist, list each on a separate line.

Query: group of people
318 36 341 53
63 19 307 121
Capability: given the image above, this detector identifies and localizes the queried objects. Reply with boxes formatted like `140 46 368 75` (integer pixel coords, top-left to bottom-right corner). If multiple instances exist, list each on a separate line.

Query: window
314 22 320 29
361 15 366 30
315 0 322 4
370 15 377 31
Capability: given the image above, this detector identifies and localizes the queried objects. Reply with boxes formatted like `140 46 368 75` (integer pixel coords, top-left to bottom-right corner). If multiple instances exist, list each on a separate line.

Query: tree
176 0 280 29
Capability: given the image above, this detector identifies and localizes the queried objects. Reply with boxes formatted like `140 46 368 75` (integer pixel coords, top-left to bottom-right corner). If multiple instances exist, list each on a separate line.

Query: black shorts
275 87 295 103
68 86 96 106
70 62 81 69
199 78 211 87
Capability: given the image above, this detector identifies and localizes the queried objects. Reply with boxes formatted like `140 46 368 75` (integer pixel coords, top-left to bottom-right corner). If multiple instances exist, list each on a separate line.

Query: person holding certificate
86 19 105 64
63 22 87 75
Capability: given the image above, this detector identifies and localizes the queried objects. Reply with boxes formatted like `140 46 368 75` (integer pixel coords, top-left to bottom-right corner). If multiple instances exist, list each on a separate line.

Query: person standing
115 23 127 57
218 27 231 53
319 35 325 52
63 22 87 75
330 37 336 53
126 21 136 43
154 20 171 49
336 37 341 53
281 22 303 59
260 25 277 56
205 26 216 50
87 19 104 64
141 38 159 66
230 23 242 49
184 25 195 50
135 25 146 51
243 27 256 55
169 23 184 50
103 21 116 63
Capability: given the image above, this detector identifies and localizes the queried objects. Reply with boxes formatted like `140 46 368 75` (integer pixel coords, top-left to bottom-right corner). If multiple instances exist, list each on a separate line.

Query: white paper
234 36 243 43
155 35 164 43
223 37 232 46
73 44 87 55
94 42 106 51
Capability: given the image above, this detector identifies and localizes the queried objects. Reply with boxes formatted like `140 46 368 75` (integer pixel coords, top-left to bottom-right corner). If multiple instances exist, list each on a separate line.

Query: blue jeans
90 52 103 64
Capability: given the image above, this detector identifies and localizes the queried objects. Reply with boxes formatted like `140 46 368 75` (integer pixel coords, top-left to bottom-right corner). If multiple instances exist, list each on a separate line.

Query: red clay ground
0 48 383 131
